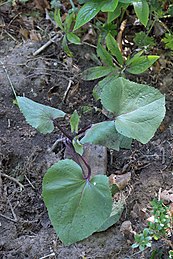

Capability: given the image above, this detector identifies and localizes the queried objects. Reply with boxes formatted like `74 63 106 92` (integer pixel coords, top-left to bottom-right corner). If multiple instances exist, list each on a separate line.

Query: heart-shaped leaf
42 159 112 245
97 200 124 232
101 77 165 144
81 121 132 150
17 96 65 134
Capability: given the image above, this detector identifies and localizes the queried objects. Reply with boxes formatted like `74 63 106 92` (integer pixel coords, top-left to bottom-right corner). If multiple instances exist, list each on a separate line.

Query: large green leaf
17 96 65 134
97 200 124 232
81 121 131 150
93 74 118 101
100 77 165 144
101 0 118 12
126 55 159 74
82 66 116 81
74 0 103 31
106 33 124 65
42 159 112 245
133 0 149 27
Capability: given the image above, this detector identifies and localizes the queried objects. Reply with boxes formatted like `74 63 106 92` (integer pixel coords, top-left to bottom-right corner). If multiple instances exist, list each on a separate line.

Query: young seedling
13 0 169 245
16 75 165 245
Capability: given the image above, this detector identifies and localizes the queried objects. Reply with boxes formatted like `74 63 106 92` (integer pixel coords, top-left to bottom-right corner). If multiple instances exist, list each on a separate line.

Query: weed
132 200 173 255
13 0 171 245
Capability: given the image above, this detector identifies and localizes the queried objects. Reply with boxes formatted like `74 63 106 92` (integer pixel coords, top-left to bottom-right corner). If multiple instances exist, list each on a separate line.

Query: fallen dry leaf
109 172 131 190
34 0 50 11
160 189 173 203
30 30 42 41
19 28 29 40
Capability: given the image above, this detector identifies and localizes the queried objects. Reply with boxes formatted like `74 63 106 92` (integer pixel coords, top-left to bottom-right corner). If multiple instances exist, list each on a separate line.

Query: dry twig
33 33 63 56
1 173 24 191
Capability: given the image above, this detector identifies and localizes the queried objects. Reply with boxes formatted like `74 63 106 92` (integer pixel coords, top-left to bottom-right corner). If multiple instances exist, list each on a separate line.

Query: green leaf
131 243 139 249
82 66 116 81
62 35 73 57
54 9 63 30
17 96 65 134
134 32 156 48
70 110 80 133
119 0 133 3
133 0 149 27
42 159 112 245
119 135 132 149
125 50 143 66
162 33 173 50
66 32 81 45
107 3 129 23
64 12 75 33
93 74 118 101
74 0 103 31
81 121 131 151
97 200 124 232
106 33 124 65
100 77 165 144
101 0 118 12
126 55 159 74
97 43 114 67
72 138 84 155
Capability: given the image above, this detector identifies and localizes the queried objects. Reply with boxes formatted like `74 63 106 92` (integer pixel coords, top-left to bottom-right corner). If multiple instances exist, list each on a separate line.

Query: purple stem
54 121 91 180
78 155 92 180
64 139 91 180
54 121 73 141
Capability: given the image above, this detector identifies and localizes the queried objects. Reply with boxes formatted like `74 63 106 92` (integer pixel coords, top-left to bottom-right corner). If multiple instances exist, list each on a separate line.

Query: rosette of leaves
134 32 156 49
82 34 159 90
162 33 173 51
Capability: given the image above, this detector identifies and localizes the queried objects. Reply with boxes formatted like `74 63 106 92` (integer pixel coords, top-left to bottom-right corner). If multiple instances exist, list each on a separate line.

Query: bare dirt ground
0 3 173 259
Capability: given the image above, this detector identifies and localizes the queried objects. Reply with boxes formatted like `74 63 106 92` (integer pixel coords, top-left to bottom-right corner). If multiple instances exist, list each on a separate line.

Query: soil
0 3 173 259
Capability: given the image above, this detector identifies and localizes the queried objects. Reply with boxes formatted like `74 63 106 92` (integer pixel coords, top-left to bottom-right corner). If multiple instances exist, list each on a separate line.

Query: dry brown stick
1 173 24 191
33 33 63 56
116 19 127 52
